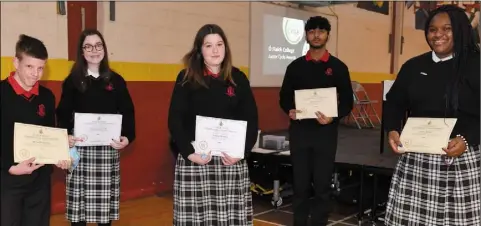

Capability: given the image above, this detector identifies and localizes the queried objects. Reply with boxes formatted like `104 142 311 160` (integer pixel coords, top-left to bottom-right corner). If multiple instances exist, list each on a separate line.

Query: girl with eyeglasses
56 29 136 226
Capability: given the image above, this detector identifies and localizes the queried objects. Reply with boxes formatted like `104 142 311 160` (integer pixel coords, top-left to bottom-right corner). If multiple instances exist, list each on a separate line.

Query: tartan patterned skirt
385 146 481 226
173 154 253 226
65 146 120 223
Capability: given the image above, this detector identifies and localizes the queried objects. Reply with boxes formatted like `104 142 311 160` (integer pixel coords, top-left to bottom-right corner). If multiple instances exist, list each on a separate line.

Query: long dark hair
424 5 480 114
181 24 235 88
69 29 112 92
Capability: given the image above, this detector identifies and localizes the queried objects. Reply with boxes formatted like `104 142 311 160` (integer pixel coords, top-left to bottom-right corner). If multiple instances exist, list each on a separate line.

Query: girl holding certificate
56 29 135 226
384 5 480 226
168 24 259 226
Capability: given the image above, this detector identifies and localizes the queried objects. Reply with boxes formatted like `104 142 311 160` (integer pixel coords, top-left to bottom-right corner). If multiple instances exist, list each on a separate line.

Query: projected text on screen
263 14 309 76
249 2 338 87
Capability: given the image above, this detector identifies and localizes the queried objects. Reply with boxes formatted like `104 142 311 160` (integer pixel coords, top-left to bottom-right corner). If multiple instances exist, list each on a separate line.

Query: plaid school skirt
385 146 481 226
173 154 253 226
65 146 120 223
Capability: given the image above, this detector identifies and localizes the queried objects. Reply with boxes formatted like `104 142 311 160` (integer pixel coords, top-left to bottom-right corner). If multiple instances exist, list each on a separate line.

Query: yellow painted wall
0 56 393 83
0 56 250 82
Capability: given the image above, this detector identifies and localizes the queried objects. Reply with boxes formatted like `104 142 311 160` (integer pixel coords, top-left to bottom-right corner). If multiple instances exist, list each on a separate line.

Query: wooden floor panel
50 195 280 226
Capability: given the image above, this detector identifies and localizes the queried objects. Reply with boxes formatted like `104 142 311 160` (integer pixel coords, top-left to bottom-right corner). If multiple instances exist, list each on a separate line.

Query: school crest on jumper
106 83 114 91
37 104 46 117
325 68 333 76
226 86 235 97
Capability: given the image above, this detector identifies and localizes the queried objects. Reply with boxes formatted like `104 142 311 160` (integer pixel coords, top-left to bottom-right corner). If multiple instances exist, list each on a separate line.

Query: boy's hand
8 157 44 175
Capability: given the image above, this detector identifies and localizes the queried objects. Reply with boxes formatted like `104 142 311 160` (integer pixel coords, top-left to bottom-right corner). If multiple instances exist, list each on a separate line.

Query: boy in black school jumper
279 16 354 226
0 34 69 226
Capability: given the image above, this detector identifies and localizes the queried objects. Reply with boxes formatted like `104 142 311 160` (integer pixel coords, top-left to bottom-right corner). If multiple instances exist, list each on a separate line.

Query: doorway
67 1 97 61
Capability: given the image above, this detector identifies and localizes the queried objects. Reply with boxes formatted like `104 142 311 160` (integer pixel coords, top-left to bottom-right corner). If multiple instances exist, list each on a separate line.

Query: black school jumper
383 51 480 226
168 67 259 226
0 74 56 226
56 71 135 224
279 50 354 226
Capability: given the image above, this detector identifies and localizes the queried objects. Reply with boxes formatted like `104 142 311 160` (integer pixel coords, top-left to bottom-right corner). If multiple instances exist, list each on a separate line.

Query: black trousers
290 136 338 226
1 179 51 226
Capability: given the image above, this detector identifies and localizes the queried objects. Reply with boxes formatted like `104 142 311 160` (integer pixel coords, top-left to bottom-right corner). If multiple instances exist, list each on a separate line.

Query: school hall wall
1 2 428 214
299 1 431 119
0 1 254 215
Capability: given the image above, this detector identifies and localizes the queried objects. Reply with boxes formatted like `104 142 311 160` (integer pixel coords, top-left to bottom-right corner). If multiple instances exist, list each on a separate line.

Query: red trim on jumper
7 71 39 98
204 68 220 78
305 50 330 62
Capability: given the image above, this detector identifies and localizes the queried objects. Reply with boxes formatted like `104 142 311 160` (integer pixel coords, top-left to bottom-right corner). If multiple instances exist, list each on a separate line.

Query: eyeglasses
83 43 104 52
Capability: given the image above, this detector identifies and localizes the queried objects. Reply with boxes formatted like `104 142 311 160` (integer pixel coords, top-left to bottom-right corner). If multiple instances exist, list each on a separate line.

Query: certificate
194 115 247 159
74 113 122 146
14 123 70 164
399 117 457 155
295 87 338 119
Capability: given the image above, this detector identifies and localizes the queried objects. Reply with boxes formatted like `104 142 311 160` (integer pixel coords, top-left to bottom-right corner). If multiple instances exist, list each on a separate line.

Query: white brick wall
399 6 431 67
0 2 68 59
97 2 250 66
1 2 432 73
308 3 392 73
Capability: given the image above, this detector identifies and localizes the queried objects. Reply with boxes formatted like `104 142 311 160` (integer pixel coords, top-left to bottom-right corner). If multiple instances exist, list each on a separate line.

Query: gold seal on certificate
14 123 70 164
295 87 338 120
399 117 457 155
74 113 122 146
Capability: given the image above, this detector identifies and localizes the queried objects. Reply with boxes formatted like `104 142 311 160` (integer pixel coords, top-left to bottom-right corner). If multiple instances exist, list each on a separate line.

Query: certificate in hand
295 87 338 119
399 117 457 155
74 113 122 146
14 123 70 164
194 115 247 159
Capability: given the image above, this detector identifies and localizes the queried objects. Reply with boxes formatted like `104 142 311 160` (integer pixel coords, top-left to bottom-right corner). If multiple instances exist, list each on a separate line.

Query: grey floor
251 125 396 225
252 196 388 226
335 125 398 168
